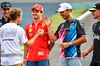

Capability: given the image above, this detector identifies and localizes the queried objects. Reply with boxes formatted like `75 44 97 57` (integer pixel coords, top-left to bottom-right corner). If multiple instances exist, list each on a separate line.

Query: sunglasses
3 8 10 11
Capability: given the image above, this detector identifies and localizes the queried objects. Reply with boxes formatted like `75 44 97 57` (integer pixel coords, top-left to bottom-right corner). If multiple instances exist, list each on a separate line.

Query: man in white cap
82 3 100 66
44 3 87 66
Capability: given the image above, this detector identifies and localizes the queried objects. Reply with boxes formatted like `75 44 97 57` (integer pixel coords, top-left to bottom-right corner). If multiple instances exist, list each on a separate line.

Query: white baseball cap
56 3 72 13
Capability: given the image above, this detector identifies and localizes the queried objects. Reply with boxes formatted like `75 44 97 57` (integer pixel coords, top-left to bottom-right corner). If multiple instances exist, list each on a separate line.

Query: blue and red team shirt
55 18 86 59
25 19 53 61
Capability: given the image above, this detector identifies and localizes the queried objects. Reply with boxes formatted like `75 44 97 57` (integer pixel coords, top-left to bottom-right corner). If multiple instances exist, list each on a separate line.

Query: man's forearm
87 42 94 53
24 34 38 47
48 42 55 51
24 46 29 58
48 26 57 42
71 36 87 46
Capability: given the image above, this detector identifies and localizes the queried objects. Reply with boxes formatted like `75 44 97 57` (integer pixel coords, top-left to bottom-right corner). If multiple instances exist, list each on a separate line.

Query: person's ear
42 11 44 15
16 16 20 21
68 10 70 12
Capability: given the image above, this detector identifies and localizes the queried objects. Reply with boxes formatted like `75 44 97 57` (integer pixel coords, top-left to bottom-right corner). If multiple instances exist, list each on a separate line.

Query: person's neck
34 18 42 25
66 13 74 21
10 20 17 25
97 17 100 22
3 16 9 22
66 17 74 21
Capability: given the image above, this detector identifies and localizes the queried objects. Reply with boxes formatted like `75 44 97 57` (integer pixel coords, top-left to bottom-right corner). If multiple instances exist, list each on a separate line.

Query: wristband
69 42 72 46
24 57 27 59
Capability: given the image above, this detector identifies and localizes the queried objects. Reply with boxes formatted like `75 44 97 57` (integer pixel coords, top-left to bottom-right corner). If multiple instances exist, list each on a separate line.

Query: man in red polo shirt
23 4 54 66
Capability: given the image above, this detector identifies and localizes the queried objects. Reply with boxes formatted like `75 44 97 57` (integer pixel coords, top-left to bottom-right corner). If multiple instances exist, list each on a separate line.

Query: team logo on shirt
42 23 45 27
37 51 44 55
29 28 32 33
29 28 33 37
93 34 100 40
29 24 32 27
70 23 74 29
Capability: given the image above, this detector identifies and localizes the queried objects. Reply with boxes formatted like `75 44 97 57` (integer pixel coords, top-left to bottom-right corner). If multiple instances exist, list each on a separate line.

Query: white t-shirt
0 23 28 65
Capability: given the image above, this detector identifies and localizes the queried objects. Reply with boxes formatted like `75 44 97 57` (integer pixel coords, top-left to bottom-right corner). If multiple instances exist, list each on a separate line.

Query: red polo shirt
26 19 53 61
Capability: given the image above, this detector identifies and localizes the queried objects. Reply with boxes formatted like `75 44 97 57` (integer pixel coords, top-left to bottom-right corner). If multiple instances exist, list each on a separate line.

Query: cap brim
89 8 96 12
55 9 66 13
30 7 34 10
2 7 10 9
30 7 39 11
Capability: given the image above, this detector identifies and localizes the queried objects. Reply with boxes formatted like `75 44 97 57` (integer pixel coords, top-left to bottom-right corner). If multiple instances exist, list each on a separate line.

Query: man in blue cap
82 3 100 66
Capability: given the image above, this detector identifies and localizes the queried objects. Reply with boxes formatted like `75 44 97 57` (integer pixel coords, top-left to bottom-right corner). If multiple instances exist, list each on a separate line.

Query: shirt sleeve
19 27 28 44
76 20 86 38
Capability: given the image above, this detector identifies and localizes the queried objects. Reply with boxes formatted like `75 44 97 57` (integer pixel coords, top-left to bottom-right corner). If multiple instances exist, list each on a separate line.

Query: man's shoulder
25 22 33 31
17 26 25 32
59 21 65 25
74 19 84 27
26 22 33 27
92 22 98 28
93 22 98 25
71 19 79 23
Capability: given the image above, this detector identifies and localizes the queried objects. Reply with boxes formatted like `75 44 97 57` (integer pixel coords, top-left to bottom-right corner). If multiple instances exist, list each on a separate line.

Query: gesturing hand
43 16 52 27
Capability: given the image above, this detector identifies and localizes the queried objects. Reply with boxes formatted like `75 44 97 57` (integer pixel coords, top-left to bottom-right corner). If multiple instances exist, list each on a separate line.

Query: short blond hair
9 8 23 20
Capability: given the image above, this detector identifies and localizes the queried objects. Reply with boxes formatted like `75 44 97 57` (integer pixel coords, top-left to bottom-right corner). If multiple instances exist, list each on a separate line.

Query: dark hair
9 8 23 20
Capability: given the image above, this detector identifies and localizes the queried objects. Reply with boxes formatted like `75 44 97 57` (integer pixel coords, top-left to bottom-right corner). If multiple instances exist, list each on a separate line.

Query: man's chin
4 15 9 18
33 18 38 19
93 17 97 19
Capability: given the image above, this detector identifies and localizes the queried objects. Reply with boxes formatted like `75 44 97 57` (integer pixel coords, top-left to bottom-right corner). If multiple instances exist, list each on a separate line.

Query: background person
0 1 11 27
82 3 100 66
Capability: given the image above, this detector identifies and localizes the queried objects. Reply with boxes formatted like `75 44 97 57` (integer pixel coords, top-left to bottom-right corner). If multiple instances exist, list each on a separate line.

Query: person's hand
36 29 44 37
22 59 27 66
60 42 70 49
81 51 89 58
0 45 1 53
43 16 52 27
